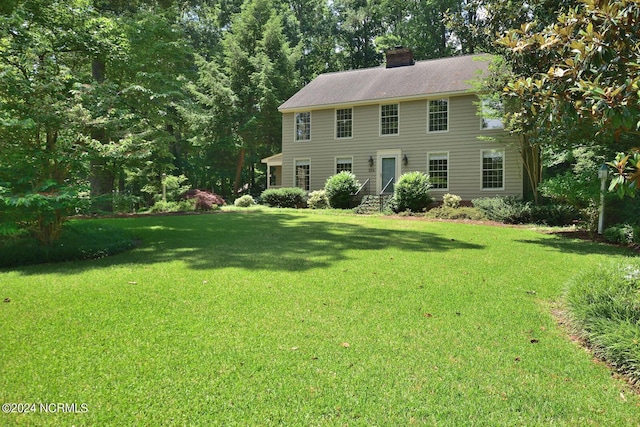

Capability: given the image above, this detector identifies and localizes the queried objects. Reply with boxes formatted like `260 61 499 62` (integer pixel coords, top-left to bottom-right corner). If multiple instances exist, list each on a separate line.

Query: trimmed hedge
394 171 432 213
260 187 307 208
324 172 360 209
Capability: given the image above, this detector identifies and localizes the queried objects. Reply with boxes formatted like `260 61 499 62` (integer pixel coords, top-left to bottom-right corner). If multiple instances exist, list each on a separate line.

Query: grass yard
1 209 639 425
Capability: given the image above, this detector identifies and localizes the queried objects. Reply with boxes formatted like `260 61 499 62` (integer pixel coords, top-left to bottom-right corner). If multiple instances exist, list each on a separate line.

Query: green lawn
1 209 639 425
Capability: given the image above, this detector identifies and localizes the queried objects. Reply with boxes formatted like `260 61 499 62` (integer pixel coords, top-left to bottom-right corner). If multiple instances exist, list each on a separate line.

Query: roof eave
278 88 477 113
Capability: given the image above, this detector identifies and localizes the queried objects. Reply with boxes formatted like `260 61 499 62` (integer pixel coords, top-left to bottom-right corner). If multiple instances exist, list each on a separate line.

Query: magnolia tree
499 0 640 197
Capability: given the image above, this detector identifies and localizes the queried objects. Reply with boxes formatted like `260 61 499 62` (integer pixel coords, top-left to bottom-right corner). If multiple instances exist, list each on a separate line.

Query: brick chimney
385 46 414 68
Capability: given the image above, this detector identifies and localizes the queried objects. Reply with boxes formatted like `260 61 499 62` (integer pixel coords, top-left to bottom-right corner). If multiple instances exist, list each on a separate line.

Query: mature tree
333 0 384 69
444 0 579 55
287 0 341 82
87 2 195 211
375 0 457 60
0 1 96 243
499 0 640 197
221 0 299 193
179 57 239 194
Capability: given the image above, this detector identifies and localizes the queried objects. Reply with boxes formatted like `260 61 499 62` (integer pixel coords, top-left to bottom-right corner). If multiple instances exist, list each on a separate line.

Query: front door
376 150 401 194
380 157 396 194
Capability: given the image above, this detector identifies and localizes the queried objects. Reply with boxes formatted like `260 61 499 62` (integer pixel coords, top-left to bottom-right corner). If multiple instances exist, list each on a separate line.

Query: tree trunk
233 147 246 194
520 135 541 205
89 56 114 212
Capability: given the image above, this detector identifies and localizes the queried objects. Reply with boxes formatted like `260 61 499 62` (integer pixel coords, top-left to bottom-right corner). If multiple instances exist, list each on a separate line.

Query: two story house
262 49 523 202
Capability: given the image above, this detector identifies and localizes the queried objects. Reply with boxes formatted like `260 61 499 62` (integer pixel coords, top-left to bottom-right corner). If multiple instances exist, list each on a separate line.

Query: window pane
481 99 504 129
295 112 310 141
336 108 352 138
428 153 448 189
428 99 448 132
482 151 503 189
381 104 398 135
336 157 352 173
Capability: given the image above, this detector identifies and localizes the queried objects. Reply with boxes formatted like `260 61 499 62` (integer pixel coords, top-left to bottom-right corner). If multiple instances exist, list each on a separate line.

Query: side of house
265 52 523 201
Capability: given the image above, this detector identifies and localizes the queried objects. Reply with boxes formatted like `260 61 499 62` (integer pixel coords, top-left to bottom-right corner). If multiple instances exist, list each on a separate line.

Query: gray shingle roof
279 54 492 112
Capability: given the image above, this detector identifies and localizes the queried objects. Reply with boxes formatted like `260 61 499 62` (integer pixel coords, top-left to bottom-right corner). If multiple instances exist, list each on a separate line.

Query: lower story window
336 157 353 173
295 159 310 190
482 150 504 189
428 153 448 189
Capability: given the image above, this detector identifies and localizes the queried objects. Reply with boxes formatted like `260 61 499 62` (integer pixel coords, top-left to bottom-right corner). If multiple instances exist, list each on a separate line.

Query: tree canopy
499 0 640 197
2 0 638 244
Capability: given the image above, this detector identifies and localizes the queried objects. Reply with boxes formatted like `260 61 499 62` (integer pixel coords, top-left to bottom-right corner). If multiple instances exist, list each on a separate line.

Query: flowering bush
182 190 225 211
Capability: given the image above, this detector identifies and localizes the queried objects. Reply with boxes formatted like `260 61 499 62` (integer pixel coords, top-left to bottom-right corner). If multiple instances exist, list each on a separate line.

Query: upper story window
380 103 399 135
336 108 353 139
482 150 504 189
481 99 504 129
428 153 448 190
295 112 311 141
336 157 353 173
428 99 449 132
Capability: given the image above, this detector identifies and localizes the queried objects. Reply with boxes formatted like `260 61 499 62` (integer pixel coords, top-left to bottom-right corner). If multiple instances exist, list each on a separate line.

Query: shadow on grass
516 234 637 257
8 211 484 275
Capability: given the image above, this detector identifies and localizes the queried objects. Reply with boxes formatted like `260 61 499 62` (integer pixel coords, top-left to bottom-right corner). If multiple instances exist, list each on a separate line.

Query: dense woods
1 0 638 243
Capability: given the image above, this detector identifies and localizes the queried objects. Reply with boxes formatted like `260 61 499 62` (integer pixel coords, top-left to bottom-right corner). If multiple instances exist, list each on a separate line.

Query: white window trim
427 98 450 133
480 149 505 191
294 158 311 190
379 103 400 137
335 156 354 174
335 107 354 140
294 112 311 142
427 151 450 192
480 99 504 130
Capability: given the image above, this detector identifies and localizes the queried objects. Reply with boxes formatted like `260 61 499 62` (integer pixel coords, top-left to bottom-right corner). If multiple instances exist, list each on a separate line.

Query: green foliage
142 174 191 203
603 224 636 245
499 0 640 198
538 169 603 231
566 261 640 387
324 172 360 209
234 195 255 207
608 150 640 198
307 190 329 209
260 187 307 208
424 206 487 221
148 199 196 213
529 204 579 227
442 193 462 209
0 183 90 245
472 197 531 224
539 170 601 209
394 171 432 213
0 221 135 268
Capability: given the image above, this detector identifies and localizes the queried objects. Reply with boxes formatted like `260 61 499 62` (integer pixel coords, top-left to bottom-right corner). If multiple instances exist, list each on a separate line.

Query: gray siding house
262 50 523 201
